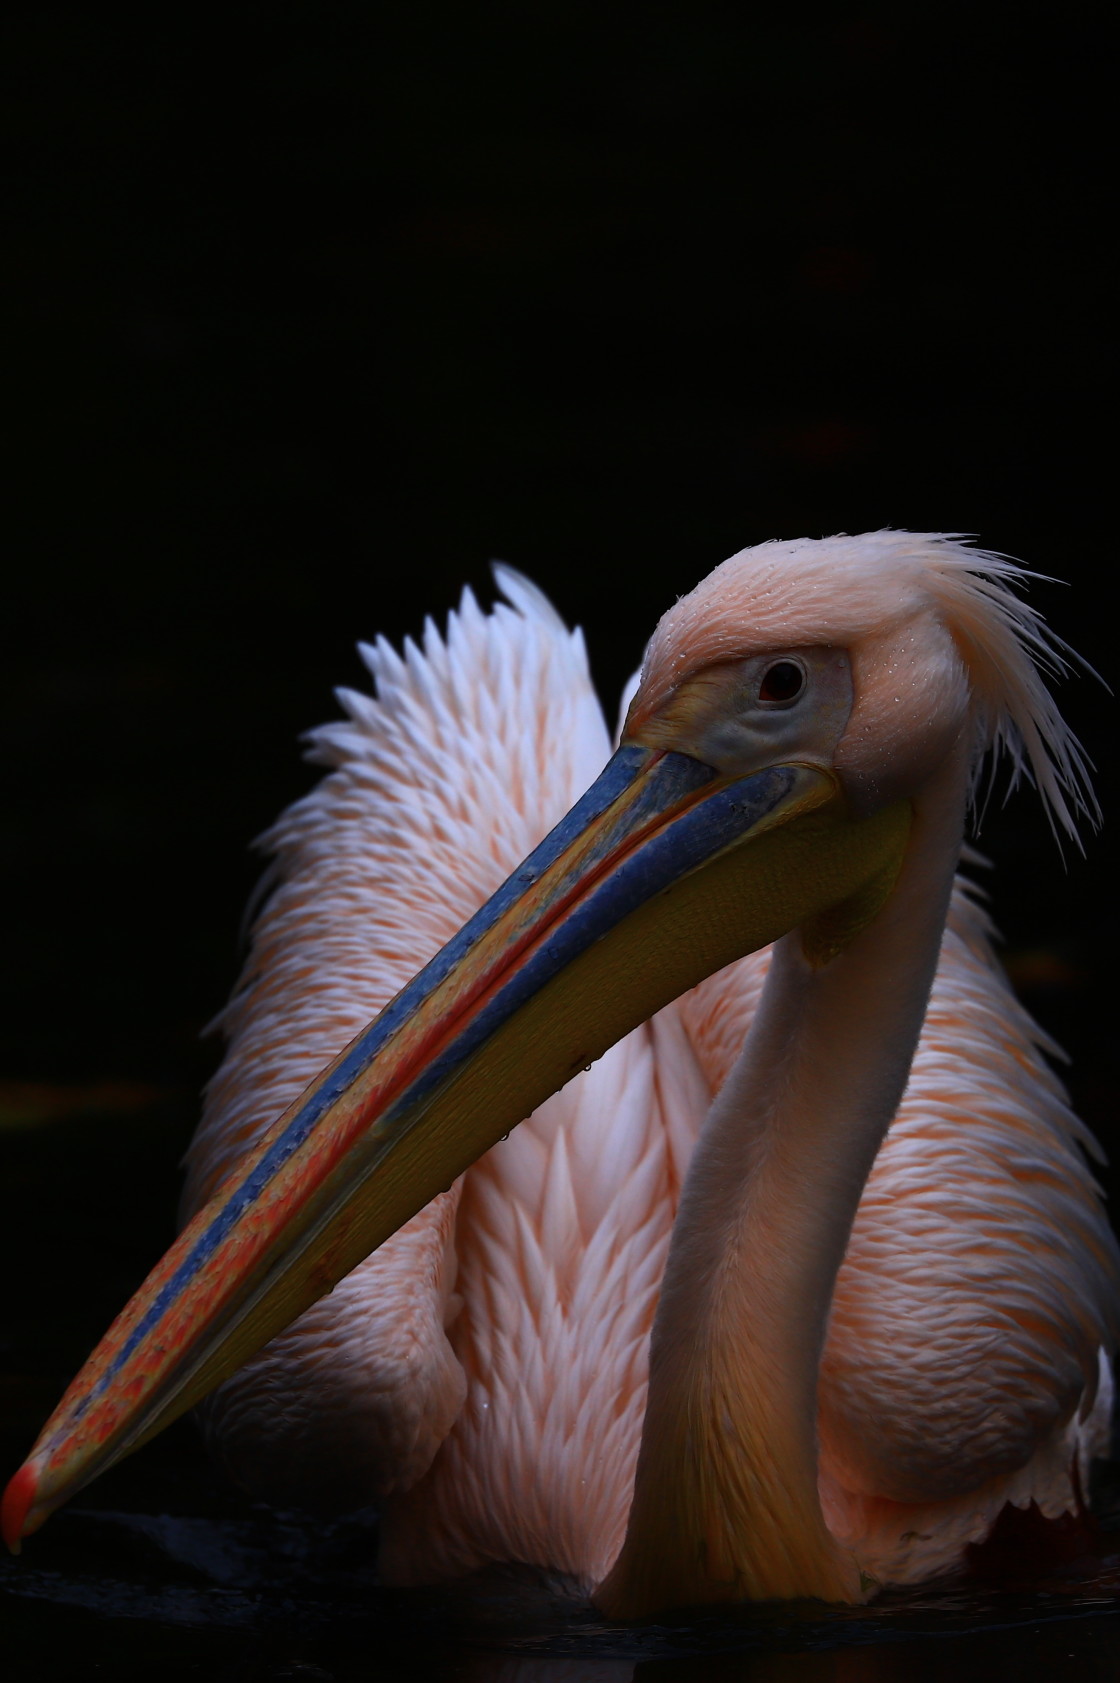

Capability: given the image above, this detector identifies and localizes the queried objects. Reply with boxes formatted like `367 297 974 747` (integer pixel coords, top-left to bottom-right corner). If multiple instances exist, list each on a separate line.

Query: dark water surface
4 1096 1120 1681
4 1497 1120 1682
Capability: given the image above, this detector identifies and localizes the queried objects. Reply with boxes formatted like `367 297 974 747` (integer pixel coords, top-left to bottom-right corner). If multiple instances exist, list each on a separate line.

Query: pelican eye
757 660 805 704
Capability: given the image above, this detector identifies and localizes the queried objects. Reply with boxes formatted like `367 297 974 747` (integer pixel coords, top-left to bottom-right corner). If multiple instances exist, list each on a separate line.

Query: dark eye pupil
759 661 804 702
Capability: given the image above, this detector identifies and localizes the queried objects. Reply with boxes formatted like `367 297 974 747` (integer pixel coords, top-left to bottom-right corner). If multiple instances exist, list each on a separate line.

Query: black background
3 11 1116 1262
3 7 1120 1676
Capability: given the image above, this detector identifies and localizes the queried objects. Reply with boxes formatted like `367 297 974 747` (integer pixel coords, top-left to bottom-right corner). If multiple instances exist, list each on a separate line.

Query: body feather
183 552 1117 1590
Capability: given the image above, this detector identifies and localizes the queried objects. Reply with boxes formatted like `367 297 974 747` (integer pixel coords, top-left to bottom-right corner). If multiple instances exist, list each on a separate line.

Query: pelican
4 532 1116 1616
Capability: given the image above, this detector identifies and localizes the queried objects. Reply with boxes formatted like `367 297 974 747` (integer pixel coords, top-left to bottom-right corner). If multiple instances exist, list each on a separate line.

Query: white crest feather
911 534 1099 842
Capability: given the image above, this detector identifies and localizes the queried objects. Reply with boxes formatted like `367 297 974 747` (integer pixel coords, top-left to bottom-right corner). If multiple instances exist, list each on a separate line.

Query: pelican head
631 531 1084 825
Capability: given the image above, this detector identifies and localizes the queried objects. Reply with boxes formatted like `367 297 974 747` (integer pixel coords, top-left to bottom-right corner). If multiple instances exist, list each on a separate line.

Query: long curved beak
3 744 910 1548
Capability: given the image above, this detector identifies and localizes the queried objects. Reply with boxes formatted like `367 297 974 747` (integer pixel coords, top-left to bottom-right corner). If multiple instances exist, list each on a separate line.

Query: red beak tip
1 1463 40 1554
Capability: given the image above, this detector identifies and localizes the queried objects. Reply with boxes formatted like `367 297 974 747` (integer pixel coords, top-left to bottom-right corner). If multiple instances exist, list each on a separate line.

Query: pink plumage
178 535 1116 1598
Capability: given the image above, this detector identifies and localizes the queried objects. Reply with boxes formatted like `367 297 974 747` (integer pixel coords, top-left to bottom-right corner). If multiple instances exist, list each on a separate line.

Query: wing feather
678 872 1119 1579
181 573 609 1511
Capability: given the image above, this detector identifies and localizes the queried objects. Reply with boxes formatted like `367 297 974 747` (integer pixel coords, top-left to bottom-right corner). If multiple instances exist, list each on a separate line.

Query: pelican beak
3 744 910 1548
